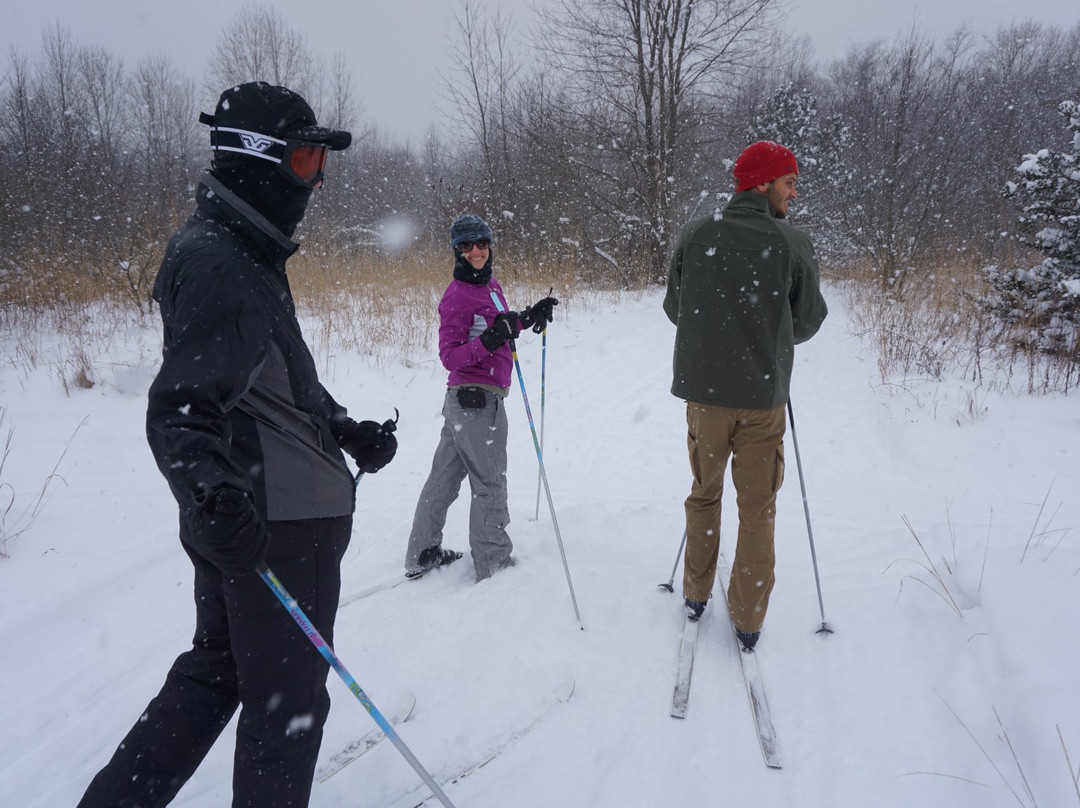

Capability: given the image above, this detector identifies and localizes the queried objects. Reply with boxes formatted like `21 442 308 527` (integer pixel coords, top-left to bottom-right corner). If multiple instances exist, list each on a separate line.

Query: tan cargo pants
681 402 786 634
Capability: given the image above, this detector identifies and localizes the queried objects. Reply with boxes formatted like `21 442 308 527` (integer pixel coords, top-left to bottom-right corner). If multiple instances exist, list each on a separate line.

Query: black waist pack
456 386 487 409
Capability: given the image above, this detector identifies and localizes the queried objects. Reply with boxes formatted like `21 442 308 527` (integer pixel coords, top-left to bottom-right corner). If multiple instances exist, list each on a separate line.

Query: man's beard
767 187 788 219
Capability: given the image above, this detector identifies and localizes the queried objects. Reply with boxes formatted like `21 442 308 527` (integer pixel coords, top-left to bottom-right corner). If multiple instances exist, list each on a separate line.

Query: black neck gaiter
210 163 313 238
452 249 494 285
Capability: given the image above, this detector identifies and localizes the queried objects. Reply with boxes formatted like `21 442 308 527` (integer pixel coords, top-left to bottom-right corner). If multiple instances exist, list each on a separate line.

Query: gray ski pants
406 388 513 580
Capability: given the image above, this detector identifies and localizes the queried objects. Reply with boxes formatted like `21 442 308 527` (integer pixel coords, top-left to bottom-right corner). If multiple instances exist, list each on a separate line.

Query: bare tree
113 55 200 312
78 46 127 160
38 24 81 163
205 5 316 96
436 0 525 245
317 51 364 134
0 47 39 274
28 23 100 256
0 46 35 160
825 28 973 294
500 67 592 264
76 45 130 253
534 0 784 282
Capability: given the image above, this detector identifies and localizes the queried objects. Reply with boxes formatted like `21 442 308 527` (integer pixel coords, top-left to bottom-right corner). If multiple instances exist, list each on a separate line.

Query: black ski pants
76 514 352 808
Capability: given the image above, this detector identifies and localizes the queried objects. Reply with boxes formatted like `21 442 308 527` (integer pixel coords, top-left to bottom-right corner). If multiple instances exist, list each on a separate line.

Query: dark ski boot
406 546 464 580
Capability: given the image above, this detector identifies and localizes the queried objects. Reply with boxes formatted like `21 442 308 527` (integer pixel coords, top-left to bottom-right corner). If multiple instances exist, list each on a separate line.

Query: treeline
1 3 1079 311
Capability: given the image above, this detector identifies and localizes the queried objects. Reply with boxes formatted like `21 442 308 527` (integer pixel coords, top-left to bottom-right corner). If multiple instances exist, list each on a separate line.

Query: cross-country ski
717 562 782 769
669 613 700 718
316 694 417 782
339 574 420 607
340 551 465 607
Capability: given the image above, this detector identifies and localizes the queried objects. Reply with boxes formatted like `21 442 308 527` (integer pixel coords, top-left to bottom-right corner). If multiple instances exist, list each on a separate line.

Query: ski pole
508 334 582 628
491 292 583 629
532 327 546 522
256 564 457 807
658 528 687 592
786 400 832 635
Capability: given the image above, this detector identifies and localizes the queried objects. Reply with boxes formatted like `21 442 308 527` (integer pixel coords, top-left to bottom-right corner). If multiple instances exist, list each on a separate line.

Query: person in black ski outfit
75 82 397 808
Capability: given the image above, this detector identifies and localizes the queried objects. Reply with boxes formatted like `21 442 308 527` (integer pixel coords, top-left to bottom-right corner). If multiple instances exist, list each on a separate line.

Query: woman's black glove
519 296 559 333
189 487 269 576
479 312 521 351
333 416 398 473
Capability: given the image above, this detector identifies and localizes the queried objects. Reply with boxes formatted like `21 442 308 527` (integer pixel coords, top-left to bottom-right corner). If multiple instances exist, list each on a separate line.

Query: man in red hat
663 140 828 651
76 82 397 808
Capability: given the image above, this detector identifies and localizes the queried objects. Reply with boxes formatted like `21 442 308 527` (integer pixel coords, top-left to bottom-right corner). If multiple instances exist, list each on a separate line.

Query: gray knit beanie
449 214 493 248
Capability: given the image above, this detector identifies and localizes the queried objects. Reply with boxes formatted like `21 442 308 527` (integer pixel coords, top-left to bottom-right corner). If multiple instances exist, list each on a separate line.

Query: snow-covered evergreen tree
983 100 1080 360
748 83 852 258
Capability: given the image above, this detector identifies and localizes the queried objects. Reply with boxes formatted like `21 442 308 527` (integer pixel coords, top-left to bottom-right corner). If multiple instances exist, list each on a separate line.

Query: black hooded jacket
146 170 355 524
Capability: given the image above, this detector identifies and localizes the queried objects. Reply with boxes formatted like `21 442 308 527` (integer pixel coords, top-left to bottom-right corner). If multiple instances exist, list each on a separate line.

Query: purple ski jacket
438 276 513 388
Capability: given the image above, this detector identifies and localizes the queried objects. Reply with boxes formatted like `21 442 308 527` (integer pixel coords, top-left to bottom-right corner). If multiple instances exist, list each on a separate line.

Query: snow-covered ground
1 287 1078 807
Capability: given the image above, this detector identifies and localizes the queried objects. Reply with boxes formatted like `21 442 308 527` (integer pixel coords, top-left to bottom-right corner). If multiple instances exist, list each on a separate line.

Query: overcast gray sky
3 0 1078 140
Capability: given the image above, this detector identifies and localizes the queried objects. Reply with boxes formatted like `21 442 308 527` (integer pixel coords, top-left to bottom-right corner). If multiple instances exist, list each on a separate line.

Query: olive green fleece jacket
663 191 828 409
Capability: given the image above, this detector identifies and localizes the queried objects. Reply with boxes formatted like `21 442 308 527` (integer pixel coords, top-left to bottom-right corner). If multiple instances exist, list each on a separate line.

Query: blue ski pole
257 564 456 807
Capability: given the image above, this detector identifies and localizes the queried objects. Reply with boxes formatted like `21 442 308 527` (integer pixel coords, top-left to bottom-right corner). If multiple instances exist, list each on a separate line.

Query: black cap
199 82 351 150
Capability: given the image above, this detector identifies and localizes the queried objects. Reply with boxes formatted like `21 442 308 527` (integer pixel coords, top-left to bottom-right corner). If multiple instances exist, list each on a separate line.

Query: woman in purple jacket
405 214 557 581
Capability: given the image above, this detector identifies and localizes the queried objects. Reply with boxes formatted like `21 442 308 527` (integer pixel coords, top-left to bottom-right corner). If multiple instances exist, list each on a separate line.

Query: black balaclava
200 82 353 239
453 248 494 285
211 156 312 238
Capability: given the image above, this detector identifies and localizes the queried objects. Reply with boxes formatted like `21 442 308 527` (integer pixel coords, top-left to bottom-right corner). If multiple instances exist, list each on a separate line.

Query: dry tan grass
286 248 606 370
1 248 628 392
828 255 1080 394
3 248 1074 394
0 254 143 391
833 258 992 384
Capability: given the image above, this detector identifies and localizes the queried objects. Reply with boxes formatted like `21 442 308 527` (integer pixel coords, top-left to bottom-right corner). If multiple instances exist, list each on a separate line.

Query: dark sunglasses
458 240 490 253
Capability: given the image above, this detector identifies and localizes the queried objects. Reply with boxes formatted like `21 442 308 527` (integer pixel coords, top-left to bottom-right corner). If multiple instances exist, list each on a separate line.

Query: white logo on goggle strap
239 133 276 153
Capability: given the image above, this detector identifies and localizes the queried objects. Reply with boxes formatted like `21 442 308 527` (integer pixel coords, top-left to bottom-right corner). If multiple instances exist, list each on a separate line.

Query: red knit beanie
733 141 798 192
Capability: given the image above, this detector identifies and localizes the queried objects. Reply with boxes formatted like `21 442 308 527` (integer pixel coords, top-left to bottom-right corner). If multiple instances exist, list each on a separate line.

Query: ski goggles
209 126 330 189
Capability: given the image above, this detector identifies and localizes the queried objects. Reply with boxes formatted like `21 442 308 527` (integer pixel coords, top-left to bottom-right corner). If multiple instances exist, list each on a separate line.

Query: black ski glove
519 296 559 333
333 416 398 473
189 487 269 576
479 311 521 352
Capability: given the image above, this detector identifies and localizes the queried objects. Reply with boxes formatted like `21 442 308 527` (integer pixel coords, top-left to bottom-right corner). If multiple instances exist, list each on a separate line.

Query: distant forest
2 2 1078 305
